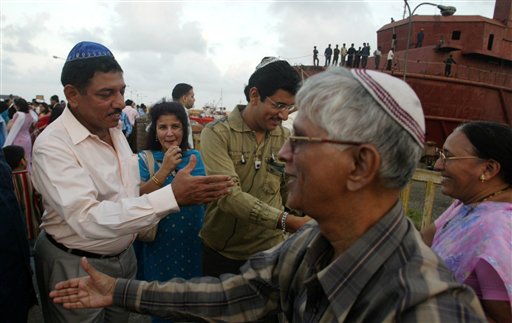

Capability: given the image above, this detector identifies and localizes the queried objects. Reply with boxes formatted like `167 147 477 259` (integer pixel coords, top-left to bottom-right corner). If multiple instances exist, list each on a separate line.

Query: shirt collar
61 107 121 145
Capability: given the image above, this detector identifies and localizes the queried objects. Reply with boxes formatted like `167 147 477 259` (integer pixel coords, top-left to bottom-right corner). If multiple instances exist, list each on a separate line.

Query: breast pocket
229 151 244 168
263 159 284 195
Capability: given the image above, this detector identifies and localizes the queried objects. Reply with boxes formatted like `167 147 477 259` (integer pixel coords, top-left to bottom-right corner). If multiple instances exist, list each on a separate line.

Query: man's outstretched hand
50 257 116 309
172 154 234 205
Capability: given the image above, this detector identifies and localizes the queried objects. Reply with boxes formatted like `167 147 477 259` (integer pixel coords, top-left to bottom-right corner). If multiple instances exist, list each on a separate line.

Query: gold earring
479 174 486 182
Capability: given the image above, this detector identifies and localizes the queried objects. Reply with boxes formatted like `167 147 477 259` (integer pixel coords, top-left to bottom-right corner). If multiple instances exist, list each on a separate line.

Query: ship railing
401 168 444 230
393 57 511 88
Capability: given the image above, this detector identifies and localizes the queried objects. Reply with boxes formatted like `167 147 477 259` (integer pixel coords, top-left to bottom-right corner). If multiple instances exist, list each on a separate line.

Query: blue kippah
65 41 114 62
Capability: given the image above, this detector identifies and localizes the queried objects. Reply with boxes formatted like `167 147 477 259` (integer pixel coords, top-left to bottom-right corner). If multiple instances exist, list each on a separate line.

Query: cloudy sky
1 0 495 110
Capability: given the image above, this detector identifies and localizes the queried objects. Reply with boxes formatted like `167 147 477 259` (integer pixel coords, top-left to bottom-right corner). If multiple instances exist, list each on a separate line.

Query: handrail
401 168 443 230
392 57 512 88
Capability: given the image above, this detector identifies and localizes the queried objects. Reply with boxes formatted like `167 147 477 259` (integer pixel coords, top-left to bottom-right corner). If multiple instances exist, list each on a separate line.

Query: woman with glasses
134 101 206 323
422 121 512 322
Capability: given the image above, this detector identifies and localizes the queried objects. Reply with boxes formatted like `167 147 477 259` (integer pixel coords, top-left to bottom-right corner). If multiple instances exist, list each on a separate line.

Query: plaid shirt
114 202 486 322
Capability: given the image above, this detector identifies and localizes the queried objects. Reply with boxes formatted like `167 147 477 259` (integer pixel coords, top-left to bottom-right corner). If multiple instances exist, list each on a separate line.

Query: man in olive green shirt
199 58 310 276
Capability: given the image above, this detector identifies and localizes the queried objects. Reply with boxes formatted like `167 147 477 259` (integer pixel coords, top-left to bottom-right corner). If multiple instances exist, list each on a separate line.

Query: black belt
46 233 126 259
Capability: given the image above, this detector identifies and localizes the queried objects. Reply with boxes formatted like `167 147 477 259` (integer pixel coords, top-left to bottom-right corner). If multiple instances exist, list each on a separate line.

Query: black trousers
202 244 281 322
202 243 246 277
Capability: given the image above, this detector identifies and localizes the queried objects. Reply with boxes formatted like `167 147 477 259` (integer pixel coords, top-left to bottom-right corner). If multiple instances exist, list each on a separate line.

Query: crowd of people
1 40 510 323
0 95 68 251
313 40 458 76
314 43 381 69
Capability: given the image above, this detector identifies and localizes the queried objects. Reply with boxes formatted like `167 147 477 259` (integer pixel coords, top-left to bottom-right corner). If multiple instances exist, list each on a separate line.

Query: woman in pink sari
422 121 511 322
3 98 34 170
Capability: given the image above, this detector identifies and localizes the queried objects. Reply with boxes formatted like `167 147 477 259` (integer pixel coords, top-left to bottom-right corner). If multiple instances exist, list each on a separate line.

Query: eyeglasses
266 96 295 111
288 135 363 154
436 148 480 163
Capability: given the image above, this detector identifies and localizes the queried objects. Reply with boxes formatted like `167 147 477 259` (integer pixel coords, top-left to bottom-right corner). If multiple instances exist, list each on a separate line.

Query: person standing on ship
444 54 456 76
312 46 319 66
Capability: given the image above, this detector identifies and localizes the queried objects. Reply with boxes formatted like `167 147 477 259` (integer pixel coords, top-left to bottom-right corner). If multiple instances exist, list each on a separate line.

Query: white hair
296 67 422 188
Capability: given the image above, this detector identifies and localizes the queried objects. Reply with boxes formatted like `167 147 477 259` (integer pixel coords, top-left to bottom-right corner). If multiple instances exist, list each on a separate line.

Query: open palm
50 257 116 309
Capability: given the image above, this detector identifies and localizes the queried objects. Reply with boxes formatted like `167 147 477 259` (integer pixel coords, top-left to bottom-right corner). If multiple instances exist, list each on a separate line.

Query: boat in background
377 0 511 146
295 0 511 153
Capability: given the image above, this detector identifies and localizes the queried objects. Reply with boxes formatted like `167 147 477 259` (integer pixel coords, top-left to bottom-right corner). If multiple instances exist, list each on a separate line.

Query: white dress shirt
387 50 394 60
184 108 195 149
123 105 139 126
32 107 179 254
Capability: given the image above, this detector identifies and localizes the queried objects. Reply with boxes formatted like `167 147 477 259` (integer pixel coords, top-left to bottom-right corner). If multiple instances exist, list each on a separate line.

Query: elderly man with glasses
198 57 311 280
50 68 486 322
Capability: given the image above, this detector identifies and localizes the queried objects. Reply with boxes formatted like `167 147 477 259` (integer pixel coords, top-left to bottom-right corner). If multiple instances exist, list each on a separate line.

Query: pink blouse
432 201 512 303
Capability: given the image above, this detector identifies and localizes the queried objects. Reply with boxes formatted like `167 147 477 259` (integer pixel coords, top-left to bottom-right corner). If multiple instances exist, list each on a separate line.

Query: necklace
442 186 510 230
459 186 510 220
476 186 510 204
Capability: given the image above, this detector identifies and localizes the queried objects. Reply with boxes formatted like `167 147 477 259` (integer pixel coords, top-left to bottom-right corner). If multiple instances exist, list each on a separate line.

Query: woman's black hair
40 102 50 114
144 101 189 151
2 145 25 170
14 98 30 113
458 121 512 184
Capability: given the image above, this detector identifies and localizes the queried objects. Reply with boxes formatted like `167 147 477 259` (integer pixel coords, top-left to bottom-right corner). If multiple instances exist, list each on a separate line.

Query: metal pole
403 0 412 81
403 1 441 81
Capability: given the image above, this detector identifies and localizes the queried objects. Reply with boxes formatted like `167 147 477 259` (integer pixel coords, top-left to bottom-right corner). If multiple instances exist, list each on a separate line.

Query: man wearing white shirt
340 43 348 66
122 99 139 152
122 99 138 126
172 83 195 149
31 41 233 323
387 49 395 71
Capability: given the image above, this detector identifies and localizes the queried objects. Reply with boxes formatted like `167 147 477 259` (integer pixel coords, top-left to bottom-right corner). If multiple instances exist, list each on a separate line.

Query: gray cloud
2 12 49 54
109 2 206 54
270 2 387 65
1 1 496 109
63 27 109 46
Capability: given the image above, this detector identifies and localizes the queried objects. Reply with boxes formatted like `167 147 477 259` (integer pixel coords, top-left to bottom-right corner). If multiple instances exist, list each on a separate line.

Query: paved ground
28 172 450 322
29 308 151 322
407 179 452 225
28 301 151 322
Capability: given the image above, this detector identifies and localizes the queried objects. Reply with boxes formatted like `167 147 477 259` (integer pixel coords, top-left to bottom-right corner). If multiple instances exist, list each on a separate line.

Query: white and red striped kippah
351 69 425 146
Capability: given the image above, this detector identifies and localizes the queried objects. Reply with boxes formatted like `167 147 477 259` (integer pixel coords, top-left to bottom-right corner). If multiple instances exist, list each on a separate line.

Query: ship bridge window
487 34 494 50
451 31 461 40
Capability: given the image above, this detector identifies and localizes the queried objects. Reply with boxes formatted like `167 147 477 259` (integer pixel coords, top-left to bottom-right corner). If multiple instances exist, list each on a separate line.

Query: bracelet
151 175 163 187
281 212 289 234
